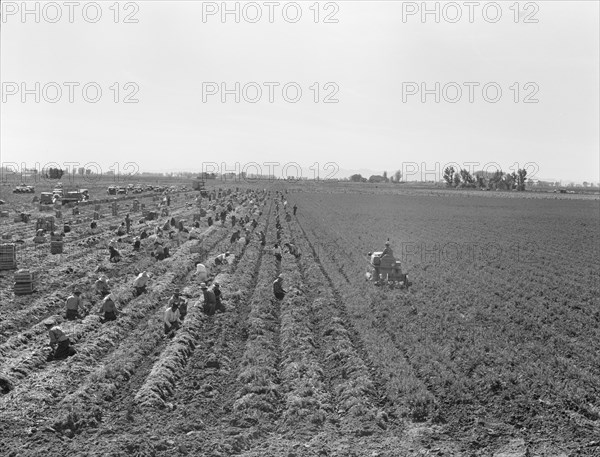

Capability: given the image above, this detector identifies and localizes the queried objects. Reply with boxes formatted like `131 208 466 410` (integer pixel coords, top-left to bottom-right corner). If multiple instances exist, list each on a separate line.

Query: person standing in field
273 274 286 301
213 282 225 313
200 283 216 316
125 214 131 233
99 293 118 322
293 204 297 216
273 243 282 262
65 290 83 320
44 319 76 361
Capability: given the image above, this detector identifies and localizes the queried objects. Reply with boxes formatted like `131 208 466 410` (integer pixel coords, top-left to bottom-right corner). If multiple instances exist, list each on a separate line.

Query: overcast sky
1 1 598 182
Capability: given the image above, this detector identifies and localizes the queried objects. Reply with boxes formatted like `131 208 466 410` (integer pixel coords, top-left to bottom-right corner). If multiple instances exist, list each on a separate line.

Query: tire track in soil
292 217 397 421
296 210 442 422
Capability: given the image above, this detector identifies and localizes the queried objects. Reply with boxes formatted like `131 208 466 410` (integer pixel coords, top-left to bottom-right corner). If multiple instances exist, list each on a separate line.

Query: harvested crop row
0 218 218 381
231 210 281 426
45 228 231 433
277 250 332 431
285 218 389 433
0 200 198 341
134 209 270 407
0 226 228 437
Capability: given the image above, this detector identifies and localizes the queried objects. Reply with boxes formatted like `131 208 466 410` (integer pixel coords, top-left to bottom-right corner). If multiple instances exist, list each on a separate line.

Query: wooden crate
50 241 64 254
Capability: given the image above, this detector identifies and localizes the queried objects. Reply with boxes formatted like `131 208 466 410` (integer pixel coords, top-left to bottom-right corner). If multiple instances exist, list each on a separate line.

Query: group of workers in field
43 188 302 360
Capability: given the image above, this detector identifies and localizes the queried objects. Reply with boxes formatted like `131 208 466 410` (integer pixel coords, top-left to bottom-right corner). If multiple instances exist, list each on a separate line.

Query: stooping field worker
214 251 230 266
44 319 76 361
164 300 182 337
109 244 121 263
99 293 118 323
168 288 188 320
65 290 83 320
133 271 150 296
195 262 209 282
152 241 165 260
200 283 216 316
273 274 286 301
95 275 110 297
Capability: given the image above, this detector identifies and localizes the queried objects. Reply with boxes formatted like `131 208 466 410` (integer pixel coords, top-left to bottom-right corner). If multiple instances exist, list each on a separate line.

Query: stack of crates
55 210 62 219
50 234 63 254
0 244 17 270
0 210 9 218
14 269 35 295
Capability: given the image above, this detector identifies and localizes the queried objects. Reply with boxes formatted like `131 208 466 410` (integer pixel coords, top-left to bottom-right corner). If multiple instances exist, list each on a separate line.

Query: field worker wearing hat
214 251 229 266
168 288 188 320
152 242 165 261
44 319 76 361
200 283 216 316
133 271 150 297
164 300 181 336
133 236 141 251
273 274 286 301
109 244 121 263
95 276 110 297
65 290 83 320
213 282 225 313
99 293 118 322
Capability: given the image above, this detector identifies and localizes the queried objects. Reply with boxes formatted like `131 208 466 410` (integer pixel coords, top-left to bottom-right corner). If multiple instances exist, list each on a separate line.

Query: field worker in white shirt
195 262 209 282
133 271 150 296
164 301 181 336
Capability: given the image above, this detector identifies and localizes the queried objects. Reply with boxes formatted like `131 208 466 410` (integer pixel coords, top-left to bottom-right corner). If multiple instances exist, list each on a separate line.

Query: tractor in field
366 241 410 289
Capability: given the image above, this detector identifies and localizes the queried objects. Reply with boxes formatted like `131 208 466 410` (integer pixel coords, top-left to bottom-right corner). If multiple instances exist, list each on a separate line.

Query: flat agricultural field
0 182 598 457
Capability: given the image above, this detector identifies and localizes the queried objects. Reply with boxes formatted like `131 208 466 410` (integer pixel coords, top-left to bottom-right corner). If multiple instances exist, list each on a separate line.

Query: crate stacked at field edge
14 269 35 295
0 243 18 270
50 234 64 254
36 216 55 232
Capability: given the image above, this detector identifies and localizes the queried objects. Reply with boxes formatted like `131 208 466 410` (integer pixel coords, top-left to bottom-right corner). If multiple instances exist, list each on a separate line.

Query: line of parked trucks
18 182 189 205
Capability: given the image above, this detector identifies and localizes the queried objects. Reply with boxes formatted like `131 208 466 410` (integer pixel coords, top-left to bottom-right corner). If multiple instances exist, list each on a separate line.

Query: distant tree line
44 168 64 179
348 167 529 191
443 167 528 191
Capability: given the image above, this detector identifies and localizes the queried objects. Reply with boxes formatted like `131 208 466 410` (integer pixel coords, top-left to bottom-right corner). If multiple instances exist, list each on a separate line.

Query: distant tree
475 174 486 188
349 174 364 182
368 175 387 183
443 166 455 187
45 168 64 179
459 169 475 187
453 172 461 187
583 181 589 188
393 170 402 182
516 169 527 191
382 171 388 182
